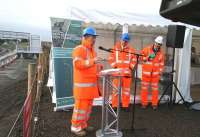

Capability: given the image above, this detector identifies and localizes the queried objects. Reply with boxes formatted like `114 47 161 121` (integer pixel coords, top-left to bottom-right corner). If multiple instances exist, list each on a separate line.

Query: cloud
0 0 163 41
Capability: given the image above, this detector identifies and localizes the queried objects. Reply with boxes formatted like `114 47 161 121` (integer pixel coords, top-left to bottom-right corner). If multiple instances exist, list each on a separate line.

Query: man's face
121 40 128 48
84 35 96 46
154 42 162 50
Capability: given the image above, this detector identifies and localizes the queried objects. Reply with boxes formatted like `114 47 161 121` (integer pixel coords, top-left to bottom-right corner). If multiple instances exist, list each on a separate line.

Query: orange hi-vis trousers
141 76 159 107
71 99 93 132
112 77 131 108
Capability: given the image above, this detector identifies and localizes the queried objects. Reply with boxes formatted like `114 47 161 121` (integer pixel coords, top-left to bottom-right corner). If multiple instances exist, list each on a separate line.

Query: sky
0 0 165 41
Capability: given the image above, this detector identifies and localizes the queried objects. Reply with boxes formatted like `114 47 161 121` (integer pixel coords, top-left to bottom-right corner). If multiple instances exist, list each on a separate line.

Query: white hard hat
155 36 164 45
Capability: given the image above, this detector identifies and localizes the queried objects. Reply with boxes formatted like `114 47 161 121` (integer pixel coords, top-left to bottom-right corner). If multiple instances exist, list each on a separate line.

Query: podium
96 68 131 137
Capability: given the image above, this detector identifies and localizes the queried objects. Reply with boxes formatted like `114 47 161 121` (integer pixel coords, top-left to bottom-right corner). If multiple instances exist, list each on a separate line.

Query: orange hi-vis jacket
72 44 99 100
109 42 136 70
141 45 164 79
108 42 136 108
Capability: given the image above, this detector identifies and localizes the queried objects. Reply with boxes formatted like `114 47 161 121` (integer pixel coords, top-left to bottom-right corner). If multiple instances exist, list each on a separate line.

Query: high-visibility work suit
140 45 164 107
109 42 136 108
71 43 99 132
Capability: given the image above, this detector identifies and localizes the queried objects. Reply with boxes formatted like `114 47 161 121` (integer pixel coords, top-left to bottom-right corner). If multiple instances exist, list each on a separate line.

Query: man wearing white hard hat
140 36 165 110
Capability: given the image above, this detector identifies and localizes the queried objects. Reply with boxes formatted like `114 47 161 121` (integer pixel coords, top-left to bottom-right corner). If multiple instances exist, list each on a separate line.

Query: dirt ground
36 85 200 137
0 59 35 137
191 85 200 101
1 58 200 137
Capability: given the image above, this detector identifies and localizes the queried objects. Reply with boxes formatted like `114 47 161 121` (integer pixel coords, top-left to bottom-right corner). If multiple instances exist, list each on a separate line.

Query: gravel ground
0 59 35 137
36 85 200 137
1 58 200 137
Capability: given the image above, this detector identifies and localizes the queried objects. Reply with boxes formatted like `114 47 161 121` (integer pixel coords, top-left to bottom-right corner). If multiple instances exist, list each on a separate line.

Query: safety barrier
6 46 50 137
0 51 18 68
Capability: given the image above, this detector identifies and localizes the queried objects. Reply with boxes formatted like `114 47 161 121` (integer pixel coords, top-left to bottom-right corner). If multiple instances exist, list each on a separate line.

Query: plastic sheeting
190 102 200 110
176 28 193 103
68 7 172 26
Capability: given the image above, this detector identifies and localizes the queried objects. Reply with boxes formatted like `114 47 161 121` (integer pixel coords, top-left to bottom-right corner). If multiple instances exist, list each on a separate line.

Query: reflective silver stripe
73 57 90 67
74 57 82 61
80 45 90 59
116 60 130 64
74 45 97 68
71 126 82 132
74 109 86 114
132 58 137 61
145 62 153 65
116 48 119 63
124 88 130 91
154 63 160 66
123 92 130 96
143 71 151 75
85 60 90 66
124 61 130 64
78 45 90 60
73 115 85 120
128 49 131 62
74 45 90 60
152 72 160 75
151 83 158 86
116 60 123 63
73 57 82 64
142 86 148 90
74 83 96 87
152 87 158 90
142 82 149 85
111 62 117 67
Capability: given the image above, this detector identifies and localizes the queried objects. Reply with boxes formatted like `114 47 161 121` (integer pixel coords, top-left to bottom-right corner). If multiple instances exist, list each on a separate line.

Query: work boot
84 126 95 132
113 107 117 111
141 105 147 109
122 107 130 112
71 130 86 137
152 106 158 110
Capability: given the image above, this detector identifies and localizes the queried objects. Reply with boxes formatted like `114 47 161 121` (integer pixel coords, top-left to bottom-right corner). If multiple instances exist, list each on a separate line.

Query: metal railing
0 51 17 68
6 46 50 137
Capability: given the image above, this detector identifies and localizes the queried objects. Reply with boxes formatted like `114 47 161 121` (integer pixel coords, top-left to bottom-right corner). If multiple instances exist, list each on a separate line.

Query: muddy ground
1 58 200 137
36 85 200 137
0 59 35 137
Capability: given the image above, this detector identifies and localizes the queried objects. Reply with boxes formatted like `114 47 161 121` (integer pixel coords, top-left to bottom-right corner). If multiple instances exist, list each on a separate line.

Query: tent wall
175 28 193 102
91 26 168 66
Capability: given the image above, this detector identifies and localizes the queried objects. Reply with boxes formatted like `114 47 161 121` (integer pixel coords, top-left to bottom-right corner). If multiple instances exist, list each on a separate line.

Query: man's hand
94 57 105 64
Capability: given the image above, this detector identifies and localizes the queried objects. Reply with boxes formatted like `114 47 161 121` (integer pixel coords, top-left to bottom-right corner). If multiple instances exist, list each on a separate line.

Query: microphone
98 46 113 52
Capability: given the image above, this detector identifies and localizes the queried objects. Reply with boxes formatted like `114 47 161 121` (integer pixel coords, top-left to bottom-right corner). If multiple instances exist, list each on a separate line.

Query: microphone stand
99 47 144 130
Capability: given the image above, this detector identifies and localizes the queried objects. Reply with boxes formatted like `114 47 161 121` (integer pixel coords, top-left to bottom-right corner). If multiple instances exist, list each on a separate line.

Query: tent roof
68 7 173 27
65 8 200 36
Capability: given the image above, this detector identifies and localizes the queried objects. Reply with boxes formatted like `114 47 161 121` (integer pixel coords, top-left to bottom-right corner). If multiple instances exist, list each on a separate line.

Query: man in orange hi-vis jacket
71 27 101 136
108 33 136 110
140 36 165 110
